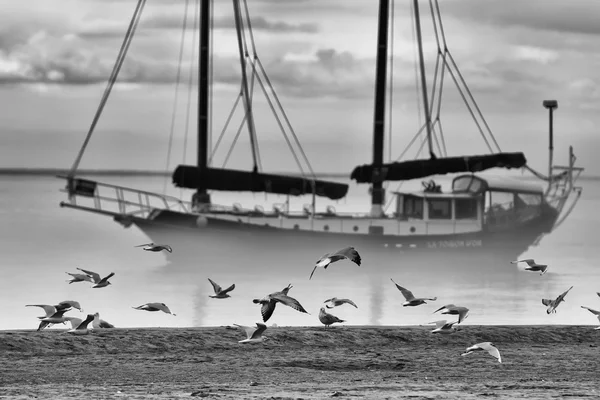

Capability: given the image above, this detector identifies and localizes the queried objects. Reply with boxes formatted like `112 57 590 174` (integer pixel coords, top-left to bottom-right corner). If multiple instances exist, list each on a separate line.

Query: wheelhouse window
403 196 424 219
452 176 484 194
455 198 479 220
427 199 452 220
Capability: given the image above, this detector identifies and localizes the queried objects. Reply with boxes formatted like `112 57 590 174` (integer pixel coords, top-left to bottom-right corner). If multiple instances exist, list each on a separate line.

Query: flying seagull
433 304 470 324
133 302 176 316
252 291 309 323
65 272 93 284
511 259 548 275
391 279 437 306
542 286 573 314
234 322 267 343
92 312 115 329
323 297 358 309
581 306 600 329
461 342 502 363
135 243 172 253
310 246 361 280
429 320 459 334
318 307 345 328
208 278 235 299
67 314 95 335
76 268 115 288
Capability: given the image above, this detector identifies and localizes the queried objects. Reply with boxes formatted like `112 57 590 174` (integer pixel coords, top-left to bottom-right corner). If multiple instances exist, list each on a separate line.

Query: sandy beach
0 325 598 399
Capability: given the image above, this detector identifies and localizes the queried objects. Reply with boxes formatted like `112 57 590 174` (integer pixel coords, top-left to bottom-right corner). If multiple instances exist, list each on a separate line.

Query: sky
0 0 599 176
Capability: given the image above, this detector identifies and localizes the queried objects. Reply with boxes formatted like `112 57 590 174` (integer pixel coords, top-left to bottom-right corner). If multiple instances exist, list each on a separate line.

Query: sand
0 325 598 399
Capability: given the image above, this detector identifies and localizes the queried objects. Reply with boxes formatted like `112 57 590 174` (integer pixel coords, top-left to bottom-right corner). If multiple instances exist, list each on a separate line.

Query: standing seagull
391 279 437 306
310 246 361 280
511 259 548 275
580 306 600 329
542 286 573 314
92 312 115 329
234 322 267 343
461 342 502 363
67 314 95 335
135 243 172 253
252 290 309 322
208 278 235 299
76 268 115 288
324 297 358 309
133 302 176 316
429 320 459 334
433 304 470 324
318 307 345 328
66 272 93 284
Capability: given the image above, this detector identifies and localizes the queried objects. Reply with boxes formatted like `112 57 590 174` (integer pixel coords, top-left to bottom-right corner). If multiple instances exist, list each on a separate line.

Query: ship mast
194 0 212 209
370 0 390 218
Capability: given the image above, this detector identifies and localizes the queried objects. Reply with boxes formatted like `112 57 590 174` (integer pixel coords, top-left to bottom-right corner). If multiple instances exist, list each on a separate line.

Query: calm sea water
0 174 598 330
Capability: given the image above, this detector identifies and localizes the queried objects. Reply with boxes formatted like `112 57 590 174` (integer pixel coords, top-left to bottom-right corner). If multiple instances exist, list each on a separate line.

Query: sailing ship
59 0 583 264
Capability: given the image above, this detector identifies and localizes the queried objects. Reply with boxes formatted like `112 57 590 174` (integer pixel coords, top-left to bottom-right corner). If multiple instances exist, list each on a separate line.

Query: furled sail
350 152 527 183
173 166 349 200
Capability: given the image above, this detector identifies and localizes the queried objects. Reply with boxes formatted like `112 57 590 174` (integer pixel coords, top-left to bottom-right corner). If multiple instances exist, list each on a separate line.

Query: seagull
461 342 502 363
310 246 361 280
391 279 437 306
135 243 172 253
318 307 345 328
433 304 470 324
38 308 72 330
323 297 358 309
133 302 176 316
429 320 459 334
76 268 115 288
67 314 95 335
252 291 309 322
542 286 573 314
57 300 83 312
581 306 600 329
65 272 93 284
92 312 115 329
511 259 548 275
208 278 235 299
234 322 267 343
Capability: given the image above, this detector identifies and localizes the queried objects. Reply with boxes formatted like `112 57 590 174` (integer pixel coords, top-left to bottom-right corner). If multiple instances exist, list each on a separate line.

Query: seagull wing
26 304 57 317
271 293 309 314
433 304 453 314
541 298 552 306
479 342 502 362
58 300 81 311
457 307 469 324
335 246 361 266
135 243 154 247
429 320 447 329
208 278 222 294
251 323 267 339
338 298 358 308
221 283 235 295
309 265 318 280
64 317 83 329
581 306 600 315
233 323 256 339
98 272 115 285
260 301 277 322
390 279 415 301
75 314 95 330
76 268 101 283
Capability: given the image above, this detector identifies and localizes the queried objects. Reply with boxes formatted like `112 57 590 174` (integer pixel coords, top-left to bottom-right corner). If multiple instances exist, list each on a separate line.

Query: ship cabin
393 174 546 234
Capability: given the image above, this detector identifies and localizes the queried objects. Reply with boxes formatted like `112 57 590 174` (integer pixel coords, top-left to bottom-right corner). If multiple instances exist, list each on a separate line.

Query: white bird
461 342 502 363
511 259 548 275
133 302 176 316
391 279 437 306
323 297 358 309
208 278 235 299
92 312 115 329
135 243 172 253
542 286 573 314
76 268 115 288
318 307 345 328
234 322 267 343
429 320 459 334
581 306 600 329
38 308 72 330
310 246 361 280
65 272 93 284
252 291 309 322
67 314 95 335
433 304 470 324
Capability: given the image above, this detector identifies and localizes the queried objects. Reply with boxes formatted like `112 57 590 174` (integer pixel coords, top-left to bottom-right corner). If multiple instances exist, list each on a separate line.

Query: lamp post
543 100 558 181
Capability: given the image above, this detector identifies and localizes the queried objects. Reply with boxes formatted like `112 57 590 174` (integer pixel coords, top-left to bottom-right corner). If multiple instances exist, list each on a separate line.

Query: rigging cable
163 0 191 194
383 0 395 195
68 0 147 178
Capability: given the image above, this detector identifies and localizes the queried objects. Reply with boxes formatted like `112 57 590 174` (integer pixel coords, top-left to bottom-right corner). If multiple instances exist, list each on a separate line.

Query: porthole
410 226 416 233
324 225 329 231
353 226 359 232
293 224 299 230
